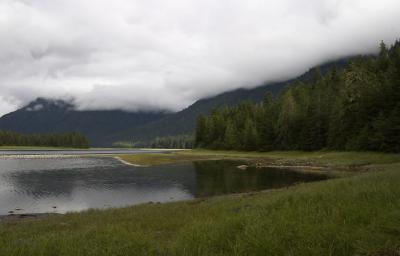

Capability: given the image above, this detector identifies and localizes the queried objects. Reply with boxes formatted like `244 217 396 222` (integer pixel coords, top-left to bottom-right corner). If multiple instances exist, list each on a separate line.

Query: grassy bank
118 151 223 166
1 151 399 255
120 149 400 167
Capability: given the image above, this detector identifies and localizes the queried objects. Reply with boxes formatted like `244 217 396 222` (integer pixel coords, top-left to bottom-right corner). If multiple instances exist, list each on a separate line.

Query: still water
0 149 169 155
0 157 327 215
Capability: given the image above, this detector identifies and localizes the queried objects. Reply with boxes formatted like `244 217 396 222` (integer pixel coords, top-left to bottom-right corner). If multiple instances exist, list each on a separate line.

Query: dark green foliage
0 130 89 148
243 118 259 151
118 135 194 149
195 41 400 152
195 115 207 147
223 120 239 149
149 135 193 149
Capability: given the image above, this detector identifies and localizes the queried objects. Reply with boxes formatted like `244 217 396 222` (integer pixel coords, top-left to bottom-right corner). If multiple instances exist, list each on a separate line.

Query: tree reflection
193 161 327 197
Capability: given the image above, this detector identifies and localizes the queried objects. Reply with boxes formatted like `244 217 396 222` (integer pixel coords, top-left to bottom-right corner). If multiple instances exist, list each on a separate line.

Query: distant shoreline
0 148 179 157
0 213 59 222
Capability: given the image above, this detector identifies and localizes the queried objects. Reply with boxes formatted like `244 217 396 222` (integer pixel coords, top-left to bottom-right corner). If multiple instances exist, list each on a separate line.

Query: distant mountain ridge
110 81 288 144
0 58 351 146
110 58 352 143
0 98 167 146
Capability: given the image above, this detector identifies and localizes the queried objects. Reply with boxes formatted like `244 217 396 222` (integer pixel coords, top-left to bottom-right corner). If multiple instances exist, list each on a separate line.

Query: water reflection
0 158 327 214
193 160 327 196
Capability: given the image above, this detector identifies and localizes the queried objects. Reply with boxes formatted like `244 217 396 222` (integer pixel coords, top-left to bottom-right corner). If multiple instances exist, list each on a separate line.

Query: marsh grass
120 149 400 167
118 152 224 166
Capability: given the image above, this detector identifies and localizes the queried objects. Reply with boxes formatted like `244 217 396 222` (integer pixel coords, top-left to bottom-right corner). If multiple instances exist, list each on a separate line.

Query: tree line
0 130 90 148
113 135 193 149
195 41 400 153
149 135 193 149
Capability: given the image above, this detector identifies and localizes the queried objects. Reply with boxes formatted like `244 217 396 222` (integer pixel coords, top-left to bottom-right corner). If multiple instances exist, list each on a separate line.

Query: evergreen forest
195 41 400 153
0 130 90 148
149 135 193 149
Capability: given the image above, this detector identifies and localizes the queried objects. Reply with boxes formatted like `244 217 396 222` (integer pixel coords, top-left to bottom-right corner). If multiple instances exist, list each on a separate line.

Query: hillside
0 98 167 146
0 59 350 146
195 42 400 152
108 81 288 143
110 58 351 144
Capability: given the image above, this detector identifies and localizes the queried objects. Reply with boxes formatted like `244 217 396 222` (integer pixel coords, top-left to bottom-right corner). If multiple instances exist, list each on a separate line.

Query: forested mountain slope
0 59 350 146
110 58 351 144
195 41 400 152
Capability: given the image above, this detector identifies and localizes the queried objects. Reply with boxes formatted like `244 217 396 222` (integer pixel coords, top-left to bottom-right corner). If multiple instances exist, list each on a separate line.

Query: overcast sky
0 0 399 115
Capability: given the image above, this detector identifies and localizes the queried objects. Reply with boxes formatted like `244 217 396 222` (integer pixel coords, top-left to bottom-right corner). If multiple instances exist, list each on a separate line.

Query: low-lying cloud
0 0 399 115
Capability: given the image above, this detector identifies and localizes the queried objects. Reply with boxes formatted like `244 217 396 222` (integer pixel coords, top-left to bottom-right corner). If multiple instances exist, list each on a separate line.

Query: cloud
0 0 399 115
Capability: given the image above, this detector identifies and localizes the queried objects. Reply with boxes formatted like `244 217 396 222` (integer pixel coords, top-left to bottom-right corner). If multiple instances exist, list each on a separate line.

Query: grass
119 149 400 167
1 151 400 255
118 152 223 166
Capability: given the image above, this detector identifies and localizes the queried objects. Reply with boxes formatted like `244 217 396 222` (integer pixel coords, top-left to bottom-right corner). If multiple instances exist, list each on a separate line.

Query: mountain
0 98 167 146
109 81 288 143
110 58 352 143
0 81 286 146
0 58 351 146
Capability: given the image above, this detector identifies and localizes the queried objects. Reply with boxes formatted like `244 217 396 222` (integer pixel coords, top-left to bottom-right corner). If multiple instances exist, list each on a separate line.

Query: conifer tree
194 41 400 153
195 115 206 147
223 121 239 150
243 119 258 151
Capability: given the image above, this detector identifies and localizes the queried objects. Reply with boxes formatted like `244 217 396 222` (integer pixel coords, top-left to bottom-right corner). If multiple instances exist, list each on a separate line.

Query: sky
0 0 399 115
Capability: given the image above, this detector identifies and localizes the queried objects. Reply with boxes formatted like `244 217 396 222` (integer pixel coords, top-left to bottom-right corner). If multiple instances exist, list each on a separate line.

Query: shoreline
1 151 399 255
113 156 146 167
0 148 179 158
0 213 60 222
0 184 318 222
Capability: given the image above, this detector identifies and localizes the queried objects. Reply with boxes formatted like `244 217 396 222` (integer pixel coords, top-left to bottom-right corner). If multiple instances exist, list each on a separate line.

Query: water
0 157 327 215
0 149 170 155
